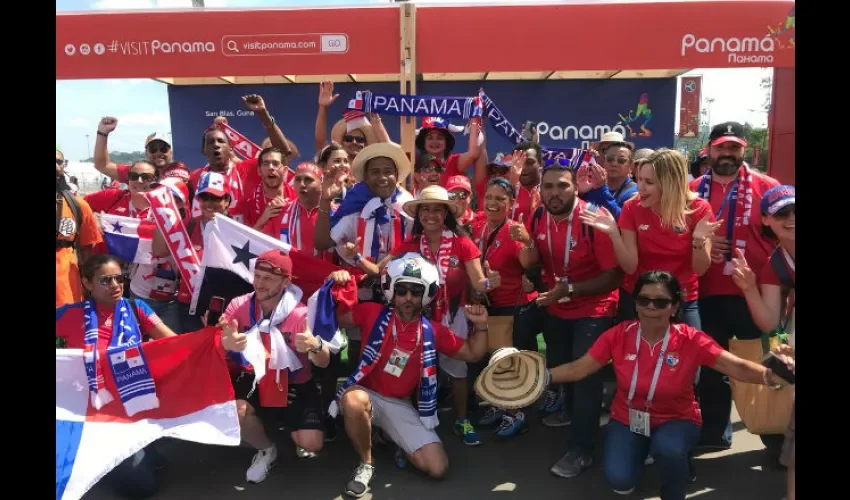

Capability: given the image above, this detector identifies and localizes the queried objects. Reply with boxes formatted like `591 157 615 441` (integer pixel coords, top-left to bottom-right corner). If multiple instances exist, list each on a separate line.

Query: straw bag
728 338 794 435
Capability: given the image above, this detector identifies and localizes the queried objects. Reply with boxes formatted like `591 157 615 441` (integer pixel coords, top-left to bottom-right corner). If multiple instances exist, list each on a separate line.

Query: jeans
603 419 700 500
177 302 204 334
131 293 180 333
543 315 615 453
696 295 763 446
511 301 544 351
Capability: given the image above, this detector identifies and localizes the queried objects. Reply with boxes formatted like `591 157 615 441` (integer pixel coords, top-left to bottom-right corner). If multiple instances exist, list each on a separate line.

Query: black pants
695 295 763 445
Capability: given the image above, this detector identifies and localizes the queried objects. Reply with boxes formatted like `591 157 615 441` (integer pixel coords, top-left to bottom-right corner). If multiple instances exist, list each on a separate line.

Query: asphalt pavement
85 407 785 500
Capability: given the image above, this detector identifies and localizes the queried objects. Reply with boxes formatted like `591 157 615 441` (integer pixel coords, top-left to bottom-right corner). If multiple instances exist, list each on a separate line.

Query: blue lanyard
715 181 738 220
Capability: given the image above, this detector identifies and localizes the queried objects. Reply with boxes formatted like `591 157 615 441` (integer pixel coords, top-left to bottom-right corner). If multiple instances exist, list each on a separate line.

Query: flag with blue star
99 214 156 265
189 215 349 318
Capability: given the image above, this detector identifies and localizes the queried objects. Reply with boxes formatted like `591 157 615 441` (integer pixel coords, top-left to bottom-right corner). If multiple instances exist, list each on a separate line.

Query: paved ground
86 406 785 500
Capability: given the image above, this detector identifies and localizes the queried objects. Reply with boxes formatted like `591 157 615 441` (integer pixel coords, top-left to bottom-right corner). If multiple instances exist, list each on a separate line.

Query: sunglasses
487 164 510 175
606 156 629 165
635 295 673 309
197 192 226 202
773 206 795 219
128 172 155 182
147 143 170 154
56 158 67 166
98 274 126 287
448 191 469 200
417 164 444 174
343 135 366 144
394 283 425 297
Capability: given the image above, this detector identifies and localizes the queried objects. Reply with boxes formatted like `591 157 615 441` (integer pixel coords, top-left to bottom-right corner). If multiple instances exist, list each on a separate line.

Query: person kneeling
327 253 489 498
219 250 331 484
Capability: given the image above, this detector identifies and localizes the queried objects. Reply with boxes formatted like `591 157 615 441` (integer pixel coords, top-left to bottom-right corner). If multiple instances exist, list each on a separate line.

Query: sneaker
296 446 317 459
394 446 407 469
539 387 565 414
345 462 375 498
454 419 482 446
612 487 635 495
246 445 277 483
477 406 504 427
536 387 558 411
550 450 593 478
495 411 529 439
542 409 572 428
644 454 654 465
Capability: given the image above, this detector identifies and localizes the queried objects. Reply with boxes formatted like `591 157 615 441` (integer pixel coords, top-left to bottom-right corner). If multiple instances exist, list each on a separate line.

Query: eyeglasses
635 295 673 309
128 172 155 182
261 161 285 170
98 274 126 287
448 191 469 200
56 158 67 166
605 156 629 165
147 143 170 154
773 206 795 219
343 135 366 144
394 283 425 297
417 164 444 174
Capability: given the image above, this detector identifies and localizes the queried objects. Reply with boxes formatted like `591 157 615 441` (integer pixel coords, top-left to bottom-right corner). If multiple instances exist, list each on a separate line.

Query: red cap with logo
255 250 293 277
445 175 472 193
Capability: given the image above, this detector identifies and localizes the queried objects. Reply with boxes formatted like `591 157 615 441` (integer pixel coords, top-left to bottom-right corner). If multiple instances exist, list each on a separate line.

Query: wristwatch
309 336 324 354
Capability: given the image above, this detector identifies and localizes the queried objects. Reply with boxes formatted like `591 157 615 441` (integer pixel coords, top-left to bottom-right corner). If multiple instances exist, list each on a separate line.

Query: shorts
780 401 795 468
313 350 345 381
342 385 440 454
231 372 324 432
439 308 469 379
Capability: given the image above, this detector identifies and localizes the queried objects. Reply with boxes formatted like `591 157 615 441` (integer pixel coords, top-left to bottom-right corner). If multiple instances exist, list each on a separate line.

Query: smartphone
207 296 225 327
522 121 537 141
762 351 795 385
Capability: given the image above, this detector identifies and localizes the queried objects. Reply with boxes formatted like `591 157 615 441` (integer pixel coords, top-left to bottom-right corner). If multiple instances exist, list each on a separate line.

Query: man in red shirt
530 164 622 478
235 147 296 229
326 255 489 499
689 122 780 451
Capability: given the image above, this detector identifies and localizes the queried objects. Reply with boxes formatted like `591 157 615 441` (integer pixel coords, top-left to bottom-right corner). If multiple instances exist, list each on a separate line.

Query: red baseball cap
255 250 293 277
446 175 472 193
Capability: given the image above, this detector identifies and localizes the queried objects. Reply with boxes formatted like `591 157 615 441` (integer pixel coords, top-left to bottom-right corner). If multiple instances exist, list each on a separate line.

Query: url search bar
221 34 348 56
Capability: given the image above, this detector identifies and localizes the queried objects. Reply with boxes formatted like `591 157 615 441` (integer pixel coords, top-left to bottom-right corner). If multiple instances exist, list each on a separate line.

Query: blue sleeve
616 183 639 207
134 298 156 320
582 185 622 219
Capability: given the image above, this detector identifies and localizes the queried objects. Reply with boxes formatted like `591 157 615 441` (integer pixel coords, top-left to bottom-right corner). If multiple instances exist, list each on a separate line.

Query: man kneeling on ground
325 252 489 498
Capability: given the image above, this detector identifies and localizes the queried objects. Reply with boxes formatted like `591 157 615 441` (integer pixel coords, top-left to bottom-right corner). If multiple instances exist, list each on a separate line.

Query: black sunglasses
394 283 425 297
635 295 673 309
129 172 155 182
147 143 170 154
98 274 126 287
343 135 366 144
773 206 795 219
56 158 67 166
197 192 226 202
448 191 469 200
605 156 629 165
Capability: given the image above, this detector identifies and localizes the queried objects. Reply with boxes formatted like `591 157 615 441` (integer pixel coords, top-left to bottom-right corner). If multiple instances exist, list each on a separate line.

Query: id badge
629 408 651 437
722 260 734 276
384 348 411 378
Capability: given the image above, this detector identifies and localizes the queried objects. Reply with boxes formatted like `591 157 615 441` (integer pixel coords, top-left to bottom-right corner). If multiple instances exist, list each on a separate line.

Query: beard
712 156 742 176
544 196 574 216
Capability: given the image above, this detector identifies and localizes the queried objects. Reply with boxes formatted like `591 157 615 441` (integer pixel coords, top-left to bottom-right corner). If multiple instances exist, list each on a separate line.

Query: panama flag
56 329 240 500
100 214 156 265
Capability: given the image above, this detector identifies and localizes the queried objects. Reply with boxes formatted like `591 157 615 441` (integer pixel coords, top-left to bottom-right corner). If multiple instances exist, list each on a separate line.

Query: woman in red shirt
415 116 481 186
547 270 793 500
581 149 720 328
472 177 541 439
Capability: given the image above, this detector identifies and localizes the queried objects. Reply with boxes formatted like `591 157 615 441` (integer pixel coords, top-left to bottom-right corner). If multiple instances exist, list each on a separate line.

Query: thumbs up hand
341 236 362 261
509 214 531 245
220 318 247 352
484 260 501 291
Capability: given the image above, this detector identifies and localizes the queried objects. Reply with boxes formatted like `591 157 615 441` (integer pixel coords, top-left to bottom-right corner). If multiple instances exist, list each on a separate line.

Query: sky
55 0 773 162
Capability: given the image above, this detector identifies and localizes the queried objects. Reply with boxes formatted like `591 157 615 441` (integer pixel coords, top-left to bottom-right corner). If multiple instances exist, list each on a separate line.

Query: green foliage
82 151 146 164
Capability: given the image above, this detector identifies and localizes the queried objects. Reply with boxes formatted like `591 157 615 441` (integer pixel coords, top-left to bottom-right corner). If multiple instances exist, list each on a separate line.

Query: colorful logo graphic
767 7 795 49
617 93 652 138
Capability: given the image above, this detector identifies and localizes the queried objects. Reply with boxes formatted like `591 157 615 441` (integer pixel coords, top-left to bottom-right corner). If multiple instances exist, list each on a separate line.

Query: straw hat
402 185 464 220
474 347 548 410
351 142 413 184
591 131 635 153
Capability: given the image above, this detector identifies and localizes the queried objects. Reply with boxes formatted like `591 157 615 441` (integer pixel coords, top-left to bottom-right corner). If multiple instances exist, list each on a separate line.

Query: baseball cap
255 250 293 277
760 185 795 216
196 171 228 198
145 132 171 148
446 175 472 193
157 177 189 203
709 122 747 147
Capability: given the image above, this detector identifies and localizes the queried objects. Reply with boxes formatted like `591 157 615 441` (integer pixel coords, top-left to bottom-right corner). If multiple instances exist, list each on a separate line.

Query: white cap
145 132 171 148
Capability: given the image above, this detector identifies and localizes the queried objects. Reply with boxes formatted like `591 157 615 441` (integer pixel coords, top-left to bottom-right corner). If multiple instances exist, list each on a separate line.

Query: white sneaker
644 454 655 465
246 445 277 483
613 487 635 495
296 446 317 459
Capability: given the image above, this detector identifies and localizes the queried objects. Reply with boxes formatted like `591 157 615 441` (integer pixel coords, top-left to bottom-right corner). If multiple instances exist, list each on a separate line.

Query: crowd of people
56 83 796 500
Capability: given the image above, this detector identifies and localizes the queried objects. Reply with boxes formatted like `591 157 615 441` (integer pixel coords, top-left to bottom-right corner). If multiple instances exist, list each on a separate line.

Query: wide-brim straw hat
591 131 635 153
351 142 413 184
330 118 377 146
402 185 463 220
474 347 548 410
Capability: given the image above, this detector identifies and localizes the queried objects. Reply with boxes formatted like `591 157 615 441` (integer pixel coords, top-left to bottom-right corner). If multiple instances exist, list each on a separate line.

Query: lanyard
546 206 575 278
478 221 505 262
392 317 422 349
715 181 738 221
627 326 670 410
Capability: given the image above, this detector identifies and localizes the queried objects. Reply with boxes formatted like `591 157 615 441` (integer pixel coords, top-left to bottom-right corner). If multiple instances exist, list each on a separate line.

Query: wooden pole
399 1 417 189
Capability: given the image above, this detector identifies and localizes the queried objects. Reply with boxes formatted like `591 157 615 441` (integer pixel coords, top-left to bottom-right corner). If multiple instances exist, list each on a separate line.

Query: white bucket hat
474 347 548 410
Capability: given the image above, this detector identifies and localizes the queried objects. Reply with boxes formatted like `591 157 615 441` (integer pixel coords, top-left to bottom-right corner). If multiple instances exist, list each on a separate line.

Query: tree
760 75 772 114
83 151 147 164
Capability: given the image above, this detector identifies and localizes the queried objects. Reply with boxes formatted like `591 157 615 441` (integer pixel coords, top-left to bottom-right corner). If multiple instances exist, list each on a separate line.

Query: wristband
354 253 363 264
263 115 276 128
96 131 109 138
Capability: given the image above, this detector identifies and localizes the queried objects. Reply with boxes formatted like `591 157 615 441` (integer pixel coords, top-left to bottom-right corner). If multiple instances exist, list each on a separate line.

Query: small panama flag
425 364 437 385
109 346 144 374
347 91 365 111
